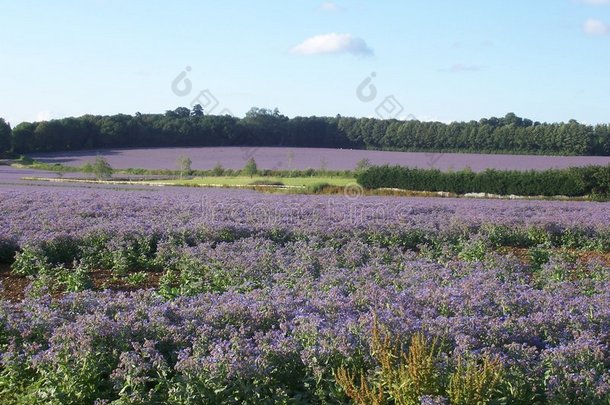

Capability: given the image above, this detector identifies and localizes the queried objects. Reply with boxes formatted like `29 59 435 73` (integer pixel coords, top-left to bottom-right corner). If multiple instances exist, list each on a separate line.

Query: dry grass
335 315 503 405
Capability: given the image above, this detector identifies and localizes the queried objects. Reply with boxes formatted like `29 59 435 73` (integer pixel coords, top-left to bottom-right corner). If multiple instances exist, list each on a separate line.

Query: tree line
356 165 610 198
1 107 610 156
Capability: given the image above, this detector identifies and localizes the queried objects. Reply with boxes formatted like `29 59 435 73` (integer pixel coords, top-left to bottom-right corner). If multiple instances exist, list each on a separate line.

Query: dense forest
1 107 610 156
357 165 610 198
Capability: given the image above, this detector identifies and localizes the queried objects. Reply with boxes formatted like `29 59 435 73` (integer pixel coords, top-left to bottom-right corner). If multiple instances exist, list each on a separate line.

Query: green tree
242 157 258 178
0 118 11 154
355 158 372 173
90 156 113 180
4 107 610 157
174 107 191 118
10 122 36 153
177 155 192 179
191 104 204 117
212 162 224 176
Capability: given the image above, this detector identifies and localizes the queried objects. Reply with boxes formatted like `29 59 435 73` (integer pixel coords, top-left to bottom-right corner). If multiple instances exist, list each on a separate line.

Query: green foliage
243 157 258 178
158 255 235 299
212 162 225 176
357 165 610 198
0 117 11 155
111 341 172 404
32 348 110 404
528 246 551 271
12 252 92 295
39 236 81 265
49 265 90 295
62 268 92 293
177 155 192 179
355 158 372 173
8 110 610 157
109 235 159 275
457 238 489 262
85 156 113 180
306 182 332 194
123 271 148 286
483 225 528 248
191 103 204 117
158 256 208 298
12 247 51 276
0 349 41 404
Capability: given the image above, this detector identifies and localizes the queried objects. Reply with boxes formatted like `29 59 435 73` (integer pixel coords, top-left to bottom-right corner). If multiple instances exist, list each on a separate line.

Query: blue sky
1 0 610 125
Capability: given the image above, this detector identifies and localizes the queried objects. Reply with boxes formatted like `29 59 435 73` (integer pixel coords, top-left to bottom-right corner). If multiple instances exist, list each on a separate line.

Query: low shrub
357 165 610 198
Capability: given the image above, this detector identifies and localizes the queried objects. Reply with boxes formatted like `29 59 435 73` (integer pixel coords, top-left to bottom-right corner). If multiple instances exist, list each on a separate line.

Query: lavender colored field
32 147 610 171
0 165 57 182
0 165 89 190
1 187 610 403
2 187 610 244
0 165 161 192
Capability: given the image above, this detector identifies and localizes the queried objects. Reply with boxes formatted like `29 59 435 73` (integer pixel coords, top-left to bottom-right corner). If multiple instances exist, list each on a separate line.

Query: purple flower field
0 165 160 192
1 187 609 243
32 146 610 171
0 165 56 183
0 183 609 403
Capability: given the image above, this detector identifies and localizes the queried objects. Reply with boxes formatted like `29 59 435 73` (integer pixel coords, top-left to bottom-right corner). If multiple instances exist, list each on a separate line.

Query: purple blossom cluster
0 186 609 403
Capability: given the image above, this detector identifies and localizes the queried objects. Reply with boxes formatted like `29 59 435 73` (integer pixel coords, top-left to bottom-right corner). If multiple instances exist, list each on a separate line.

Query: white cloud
583 18 609 36
320 2 342 12
291 33 373 56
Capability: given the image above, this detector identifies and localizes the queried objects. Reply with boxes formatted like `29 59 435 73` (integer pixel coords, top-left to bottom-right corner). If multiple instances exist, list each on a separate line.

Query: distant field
31 147 610 172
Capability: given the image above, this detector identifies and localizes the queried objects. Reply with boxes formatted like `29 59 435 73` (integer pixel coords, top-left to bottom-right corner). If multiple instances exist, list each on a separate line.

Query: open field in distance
31 147 610 172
